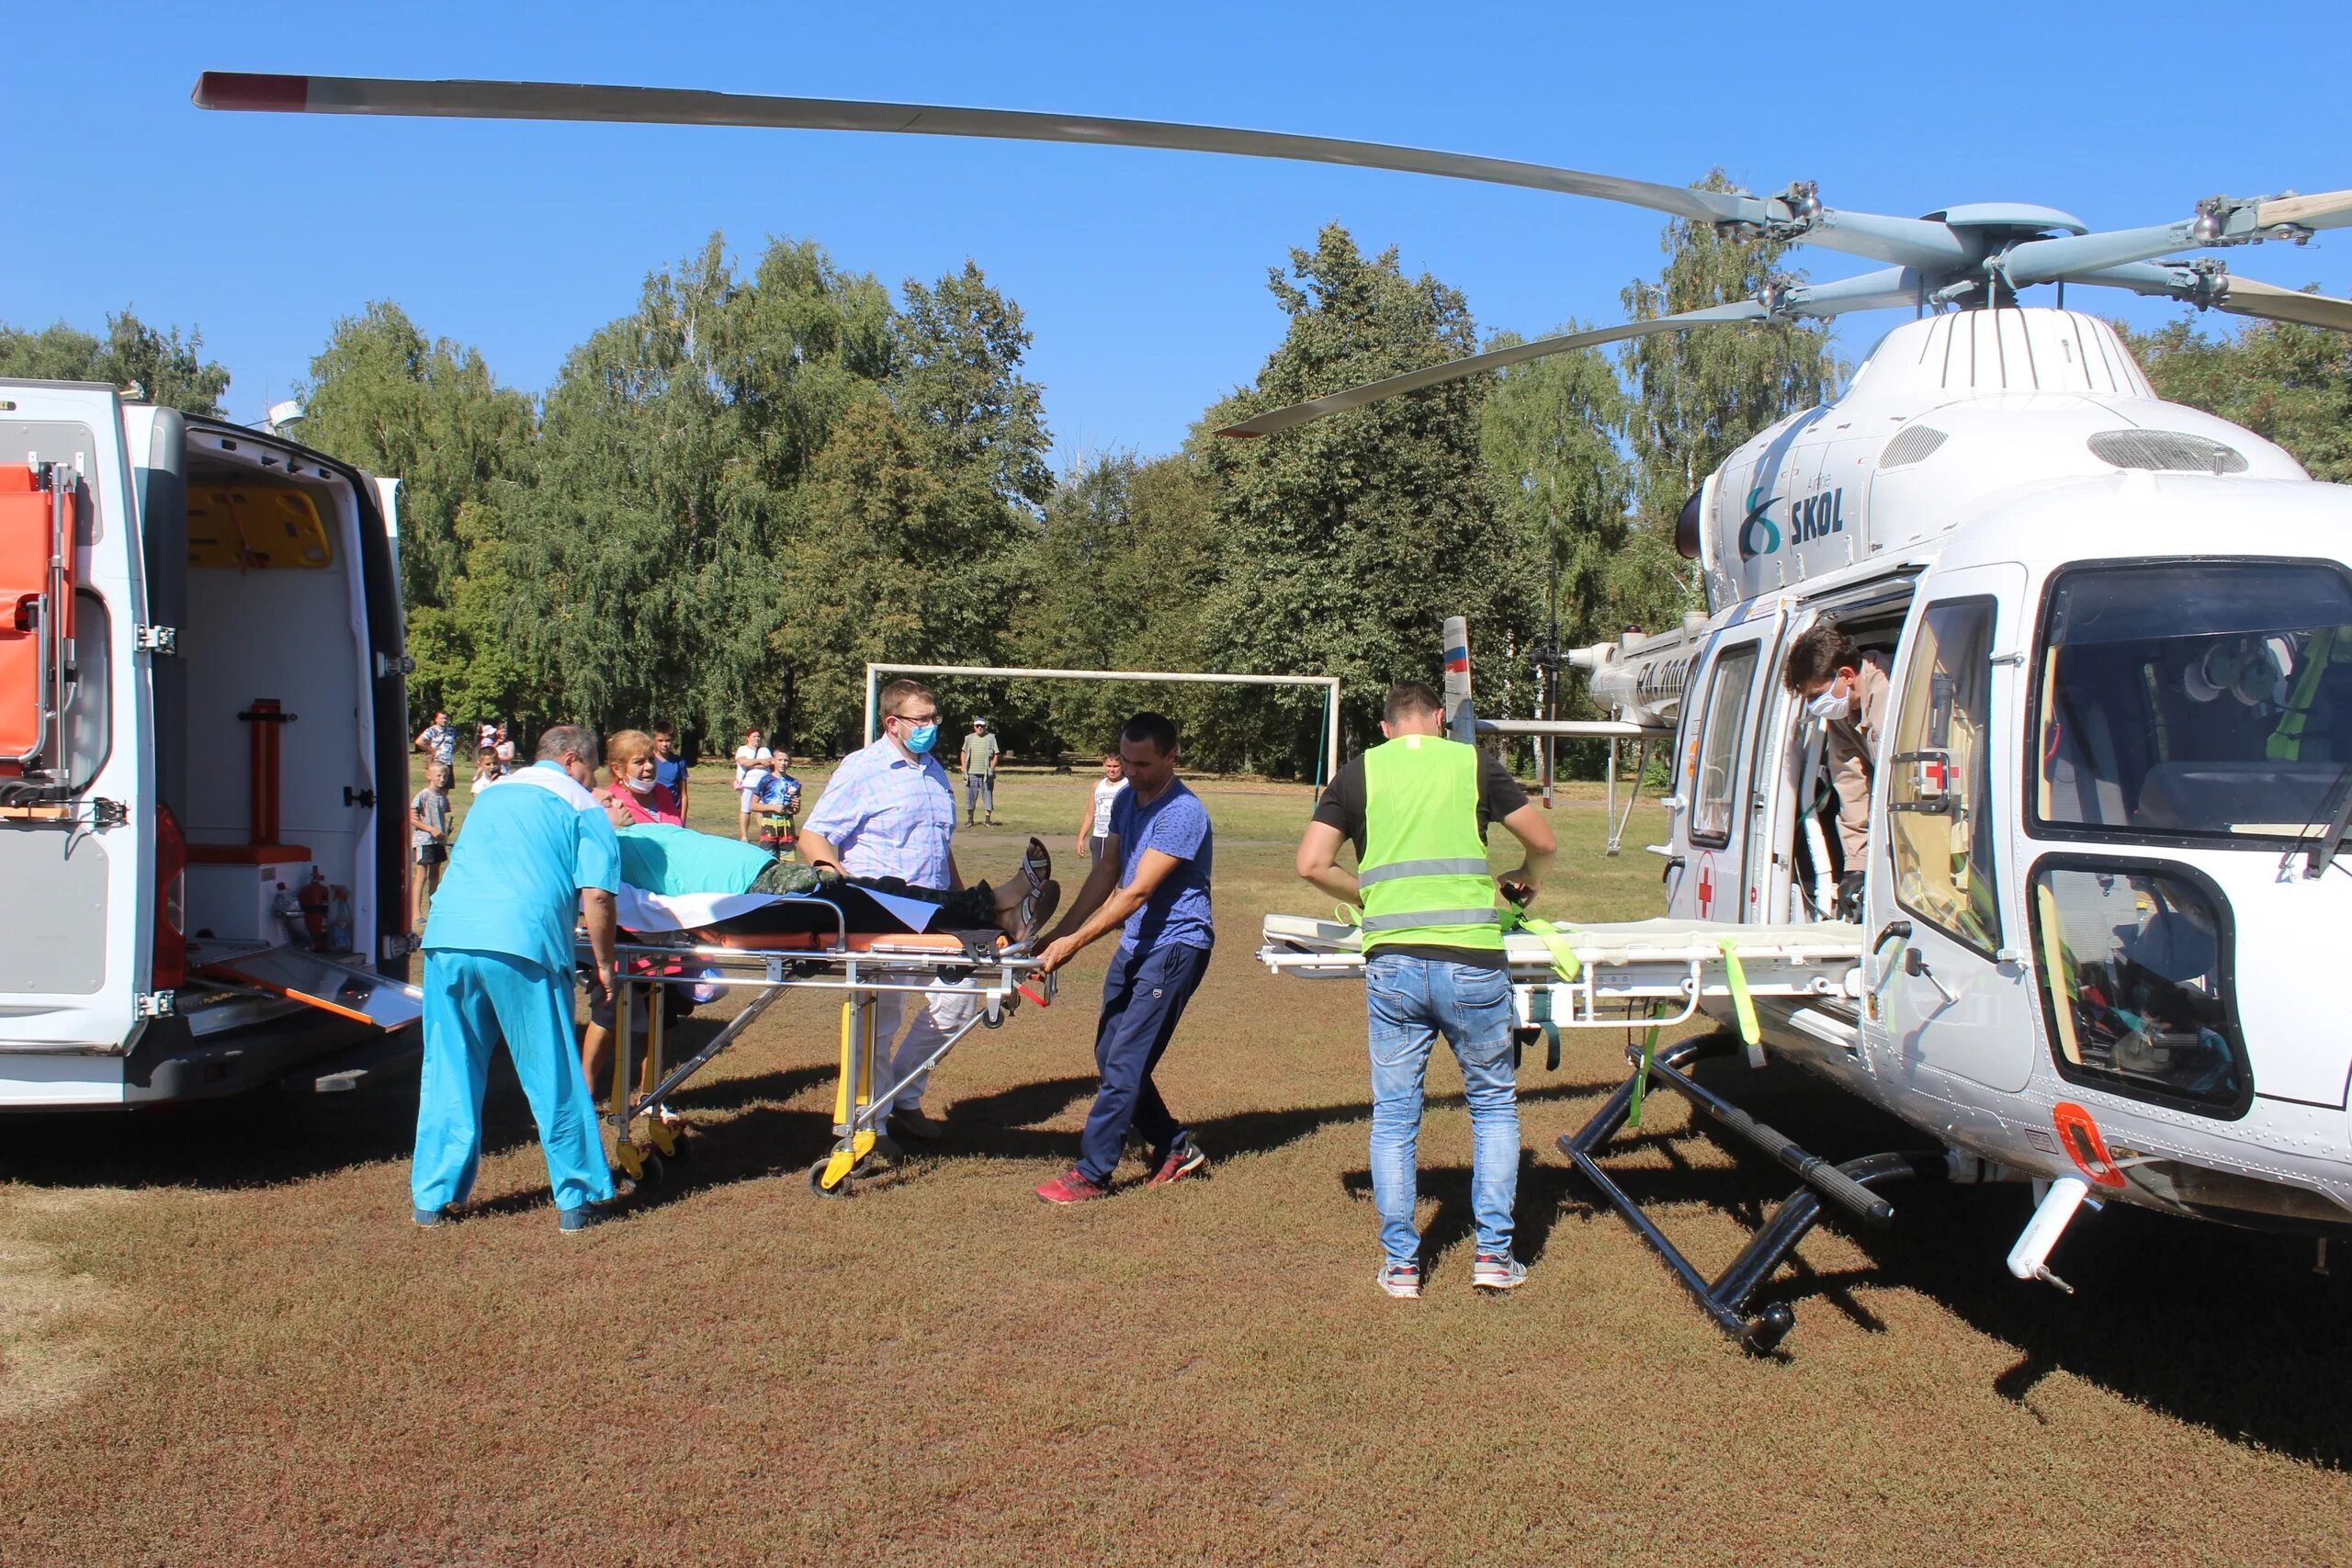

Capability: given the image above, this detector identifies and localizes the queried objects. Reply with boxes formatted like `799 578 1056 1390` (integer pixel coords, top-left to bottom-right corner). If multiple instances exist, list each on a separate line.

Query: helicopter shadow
1575 1048 2352 1467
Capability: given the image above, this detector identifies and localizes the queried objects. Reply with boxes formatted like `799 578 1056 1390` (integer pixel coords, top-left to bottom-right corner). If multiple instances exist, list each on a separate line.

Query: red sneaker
1035 1168 1109 1204
1147 1138 1209 1187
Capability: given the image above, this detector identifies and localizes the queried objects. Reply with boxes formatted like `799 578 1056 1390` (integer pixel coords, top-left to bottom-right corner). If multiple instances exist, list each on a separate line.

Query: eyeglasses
886 711 940 727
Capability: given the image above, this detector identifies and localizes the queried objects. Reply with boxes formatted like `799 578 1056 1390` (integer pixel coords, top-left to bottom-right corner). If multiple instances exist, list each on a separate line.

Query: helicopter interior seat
2135 759 2343 833
2045 698 2130 827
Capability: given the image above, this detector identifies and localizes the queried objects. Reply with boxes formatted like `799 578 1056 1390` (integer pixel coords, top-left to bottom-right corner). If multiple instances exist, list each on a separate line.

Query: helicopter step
1559 1030 1943 1355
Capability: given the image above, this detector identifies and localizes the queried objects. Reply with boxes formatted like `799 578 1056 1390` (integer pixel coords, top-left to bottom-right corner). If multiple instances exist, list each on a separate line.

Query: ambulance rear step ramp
190 942 424 1032
1258 913 1864 1029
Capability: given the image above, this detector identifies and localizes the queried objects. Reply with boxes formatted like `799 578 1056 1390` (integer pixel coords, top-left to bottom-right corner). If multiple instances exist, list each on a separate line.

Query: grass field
4 761 2349 1564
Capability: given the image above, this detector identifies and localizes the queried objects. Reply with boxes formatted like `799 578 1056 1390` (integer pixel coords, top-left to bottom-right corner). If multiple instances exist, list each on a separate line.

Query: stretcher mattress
618 883 942 935
616 885 1004 956
1261 913 1866 965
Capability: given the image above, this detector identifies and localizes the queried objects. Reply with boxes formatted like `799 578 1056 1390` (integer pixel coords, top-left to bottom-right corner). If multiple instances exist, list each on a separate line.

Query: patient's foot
1005 878 1060 943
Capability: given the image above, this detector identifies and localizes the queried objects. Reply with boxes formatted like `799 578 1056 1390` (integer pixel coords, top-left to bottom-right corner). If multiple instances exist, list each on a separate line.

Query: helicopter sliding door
1862 564 2037 1094
1669 616 1778 924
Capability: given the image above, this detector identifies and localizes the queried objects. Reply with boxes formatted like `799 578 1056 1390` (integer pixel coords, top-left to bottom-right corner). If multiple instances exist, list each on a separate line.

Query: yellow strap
1719 939 1763 1066
1506 911 1582 982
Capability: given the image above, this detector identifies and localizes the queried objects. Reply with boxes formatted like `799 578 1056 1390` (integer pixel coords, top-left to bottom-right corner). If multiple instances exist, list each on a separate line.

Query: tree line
6 190 2346 775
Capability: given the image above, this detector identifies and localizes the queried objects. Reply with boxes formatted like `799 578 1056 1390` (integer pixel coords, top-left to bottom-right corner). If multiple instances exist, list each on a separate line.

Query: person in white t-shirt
1073 751 1127 860
733 728 772 841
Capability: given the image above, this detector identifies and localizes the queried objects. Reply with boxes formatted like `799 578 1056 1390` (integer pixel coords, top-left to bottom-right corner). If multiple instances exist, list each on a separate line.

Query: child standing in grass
410 761 453 933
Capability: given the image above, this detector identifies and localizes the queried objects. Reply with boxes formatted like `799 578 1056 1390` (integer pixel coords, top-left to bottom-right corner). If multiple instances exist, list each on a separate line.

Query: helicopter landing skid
1559 1032 1944 1354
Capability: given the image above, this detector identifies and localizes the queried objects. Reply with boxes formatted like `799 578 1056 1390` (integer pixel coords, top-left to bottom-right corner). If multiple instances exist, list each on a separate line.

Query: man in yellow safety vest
1295 681 1556 1297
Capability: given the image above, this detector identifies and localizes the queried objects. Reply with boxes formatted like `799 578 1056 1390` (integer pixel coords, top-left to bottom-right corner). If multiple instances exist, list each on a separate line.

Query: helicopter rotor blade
2004 187 2352 288
1216 304 1766 438
2064 263 2352 333
1218 266 1921 437
2257 189 2352 232
191 72 1973 272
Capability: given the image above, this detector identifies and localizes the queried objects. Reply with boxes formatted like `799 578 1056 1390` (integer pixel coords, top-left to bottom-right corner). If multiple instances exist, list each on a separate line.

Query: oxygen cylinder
297 867 331 952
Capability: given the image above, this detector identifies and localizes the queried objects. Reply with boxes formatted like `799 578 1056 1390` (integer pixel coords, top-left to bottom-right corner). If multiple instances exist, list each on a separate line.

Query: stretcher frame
582 897 1051 1196
1257 913 1866 1032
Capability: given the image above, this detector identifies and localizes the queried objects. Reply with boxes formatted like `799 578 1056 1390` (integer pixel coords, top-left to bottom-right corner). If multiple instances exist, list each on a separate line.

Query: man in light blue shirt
799 678 968 1140
412 724 623 1233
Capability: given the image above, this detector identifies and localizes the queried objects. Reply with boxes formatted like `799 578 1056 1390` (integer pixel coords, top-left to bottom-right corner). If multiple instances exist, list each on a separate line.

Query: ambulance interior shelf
186 939 423 1032
1258 913 1866 1031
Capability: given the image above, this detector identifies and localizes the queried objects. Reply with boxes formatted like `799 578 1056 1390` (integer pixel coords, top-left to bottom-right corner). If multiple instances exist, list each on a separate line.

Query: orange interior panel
186 482 335 570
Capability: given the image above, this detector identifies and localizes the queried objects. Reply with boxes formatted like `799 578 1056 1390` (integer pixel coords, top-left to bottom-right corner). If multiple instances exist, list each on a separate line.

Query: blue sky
17 2 2347 464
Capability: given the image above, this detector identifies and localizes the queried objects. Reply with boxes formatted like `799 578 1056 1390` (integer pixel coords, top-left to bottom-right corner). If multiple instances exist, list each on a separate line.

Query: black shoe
891 1107 945 1142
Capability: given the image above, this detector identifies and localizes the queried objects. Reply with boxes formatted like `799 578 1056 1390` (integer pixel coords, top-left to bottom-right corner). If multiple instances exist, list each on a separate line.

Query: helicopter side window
2032 561 2352 842
2029 859 2250 1118
1690 643 1758 848
1887 597 2000 953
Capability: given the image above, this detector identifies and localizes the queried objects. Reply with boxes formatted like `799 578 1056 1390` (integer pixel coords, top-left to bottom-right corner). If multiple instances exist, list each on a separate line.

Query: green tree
2120 299 2352 482
1006 450 1220 761
297 302 536 623
1198 225 1532 772
1619 173 1843 626
0 310 231 414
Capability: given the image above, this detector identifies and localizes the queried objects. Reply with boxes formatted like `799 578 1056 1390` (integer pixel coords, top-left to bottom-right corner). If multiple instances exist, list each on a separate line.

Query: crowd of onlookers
407 713 808 931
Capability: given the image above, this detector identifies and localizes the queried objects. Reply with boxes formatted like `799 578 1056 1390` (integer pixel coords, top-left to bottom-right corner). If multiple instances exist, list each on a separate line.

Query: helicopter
191 73 2352 1348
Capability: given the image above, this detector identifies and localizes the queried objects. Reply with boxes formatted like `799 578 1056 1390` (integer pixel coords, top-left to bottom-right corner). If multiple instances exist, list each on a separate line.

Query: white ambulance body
1 380 420 1108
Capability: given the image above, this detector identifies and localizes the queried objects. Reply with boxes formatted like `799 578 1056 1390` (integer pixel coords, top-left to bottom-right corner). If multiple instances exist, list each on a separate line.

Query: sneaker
1146 1138 1209 1187
559 1198 627 1234
891 1107 945 1143
412 1202 461 1228
1378 1260 1424 1299
1472 1251 1528 1292
1035 1168 1110 1204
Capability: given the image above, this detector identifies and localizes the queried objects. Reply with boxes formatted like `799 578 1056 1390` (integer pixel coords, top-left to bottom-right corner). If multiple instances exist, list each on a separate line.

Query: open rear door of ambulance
0 383 156 1104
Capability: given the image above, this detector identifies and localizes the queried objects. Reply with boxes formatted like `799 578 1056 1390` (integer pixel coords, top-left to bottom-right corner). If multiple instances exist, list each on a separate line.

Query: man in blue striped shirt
799 678 970 1140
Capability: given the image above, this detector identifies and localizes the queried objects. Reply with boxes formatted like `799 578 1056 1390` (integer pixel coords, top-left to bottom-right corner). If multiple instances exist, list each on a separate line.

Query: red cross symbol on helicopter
1695 852 1717 917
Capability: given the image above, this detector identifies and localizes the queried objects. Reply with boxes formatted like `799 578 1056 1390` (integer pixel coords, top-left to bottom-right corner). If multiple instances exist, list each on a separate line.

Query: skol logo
1736 486 1845 560
1737 488 1781 560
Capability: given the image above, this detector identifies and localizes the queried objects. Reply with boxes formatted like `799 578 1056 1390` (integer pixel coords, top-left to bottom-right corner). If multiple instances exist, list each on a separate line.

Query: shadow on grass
1561 1041 2352 1467
1338 1153 1585 1274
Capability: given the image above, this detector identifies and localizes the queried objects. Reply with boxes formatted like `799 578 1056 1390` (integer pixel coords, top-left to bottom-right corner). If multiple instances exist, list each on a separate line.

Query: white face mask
622 775 655 795
1804 681 1851 723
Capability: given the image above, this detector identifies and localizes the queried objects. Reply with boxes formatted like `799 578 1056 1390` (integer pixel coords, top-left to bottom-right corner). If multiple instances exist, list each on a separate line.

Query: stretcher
582 888 1052 1197
1258 913 1865 1040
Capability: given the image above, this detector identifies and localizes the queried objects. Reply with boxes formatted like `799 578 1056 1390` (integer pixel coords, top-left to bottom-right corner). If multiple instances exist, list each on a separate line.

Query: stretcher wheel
614 1140 649 1180
647 1118 684 1158
808 1158 854 1199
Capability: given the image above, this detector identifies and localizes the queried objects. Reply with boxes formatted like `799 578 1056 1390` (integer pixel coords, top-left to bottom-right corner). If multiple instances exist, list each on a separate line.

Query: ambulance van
2 380 421 1109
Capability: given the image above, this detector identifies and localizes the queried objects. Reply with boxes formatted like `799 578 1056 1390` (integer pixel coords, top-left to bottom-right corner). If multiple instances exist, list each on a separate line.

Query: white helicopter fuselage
1634 305 2352 1235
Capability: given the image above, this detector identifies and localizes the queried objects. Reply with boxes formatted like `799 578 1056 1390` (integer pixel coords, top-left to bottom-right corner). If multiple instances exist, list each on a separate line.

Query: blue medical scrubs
411 763 622 1216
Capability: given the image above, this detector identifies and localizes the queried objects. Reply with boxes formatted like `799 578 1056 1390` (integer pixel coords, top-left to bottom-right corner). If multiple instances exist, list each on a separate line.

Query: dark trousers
1077 939 1212 1182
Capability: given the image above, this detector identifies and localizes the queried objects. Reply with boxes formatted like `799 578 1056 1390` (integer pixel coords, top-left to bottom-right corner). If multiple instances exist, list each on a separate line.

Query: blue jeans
1364 952 1520 1264
1077 940 1212 1182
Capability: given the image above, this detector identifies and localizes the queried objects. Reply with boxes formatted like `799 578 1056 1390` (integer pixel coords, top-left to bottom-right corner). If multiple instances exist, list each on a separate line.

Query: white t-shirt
1091 776 1128 837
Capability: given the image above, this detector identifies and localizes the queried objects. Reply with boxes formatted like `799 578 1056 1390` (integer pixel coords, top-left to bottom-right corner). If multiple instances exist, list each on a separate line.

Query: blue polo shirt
423 762 620 972
1112 780 1214 953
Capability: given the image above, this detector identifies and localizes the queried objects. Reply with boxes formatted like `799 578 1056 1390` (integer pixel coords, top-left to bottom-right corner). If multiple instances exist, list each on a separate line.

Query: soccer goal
864 662 1342 784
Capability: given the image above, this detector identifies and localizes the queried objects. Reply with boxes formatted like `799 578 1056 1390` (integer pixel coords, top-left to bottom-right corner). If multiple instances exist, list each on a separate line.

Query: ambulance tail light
153 803 187 991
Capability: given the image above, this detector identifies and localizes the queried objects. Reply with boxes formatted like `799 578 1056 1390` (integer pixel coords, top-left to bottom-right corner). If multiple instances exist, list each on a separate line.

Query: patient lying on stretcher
598 795 1060 943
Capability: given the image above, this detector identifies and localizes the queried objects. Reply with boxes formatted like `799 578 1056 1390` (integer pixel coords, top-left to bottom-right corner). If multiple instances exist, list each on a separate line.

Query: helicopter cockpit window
2030 860 2250 1117
1690 643 1758 848
1888 597 2000 953
2034 561 2352 842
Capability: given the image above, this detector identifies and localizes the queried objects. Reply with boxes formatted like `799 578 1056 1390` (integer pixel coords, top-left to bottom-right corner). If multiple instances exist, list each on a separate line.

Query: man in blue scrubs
411 724 624 1232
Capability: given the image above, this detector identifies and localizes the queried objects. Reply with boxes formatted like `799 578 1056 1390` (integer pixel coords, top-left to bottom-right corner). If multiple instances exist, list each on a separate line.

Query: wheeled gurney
1259 912 1866 1037
582 886 1052 1197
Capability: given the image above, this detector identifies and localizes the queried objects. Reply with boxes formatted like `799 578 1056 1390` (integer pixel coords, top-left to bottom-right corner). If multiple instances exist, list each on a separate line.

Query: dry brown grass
2 767 2348 1565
